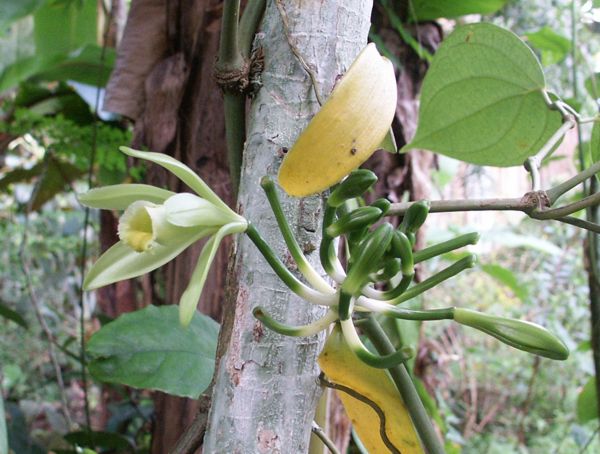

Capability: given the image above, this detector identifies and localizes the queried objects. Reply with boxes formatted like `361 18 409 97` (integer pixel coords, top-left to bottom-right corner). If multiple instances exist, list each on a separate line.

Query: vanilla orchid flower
79 147 247 326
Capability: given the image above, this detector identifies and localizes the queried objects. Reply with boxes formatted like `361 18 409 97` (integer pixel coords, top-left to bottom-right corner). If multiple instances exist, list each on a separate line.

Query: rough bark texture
103 1 231 451
204 1 372 451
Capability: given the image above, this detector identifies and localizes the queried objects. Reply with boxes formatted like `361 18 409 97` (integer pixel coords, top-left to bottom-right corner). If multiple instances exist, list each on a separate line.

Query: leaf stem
260 177 334 293
218 0 244 71
413 232 480 263
390 255 476 305
238 0 266 57
311 421 341 454
245 224 334 306
546 159 600 204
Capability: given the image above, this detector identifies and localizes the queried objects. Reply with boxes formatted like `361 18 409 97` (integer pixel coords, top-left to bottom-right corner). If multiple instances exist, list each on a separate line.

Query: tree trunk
103 1 232 451
203 0 372 451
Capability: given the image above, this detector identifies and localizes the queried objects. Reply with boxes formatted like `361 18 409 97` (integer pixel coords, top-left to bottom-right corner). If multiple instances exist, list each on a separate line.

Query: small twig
19 154 73 429
311 421 341 454
388 162 600 234
554 216 600 234
579 425 600 454
275 0 324 106
524 118 576 191
532 192 600 219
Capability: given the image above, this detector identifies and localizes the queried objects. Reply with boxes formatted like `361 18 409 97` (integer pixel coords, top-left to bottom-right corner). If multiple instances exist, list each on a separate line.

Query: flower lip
118 201 158 252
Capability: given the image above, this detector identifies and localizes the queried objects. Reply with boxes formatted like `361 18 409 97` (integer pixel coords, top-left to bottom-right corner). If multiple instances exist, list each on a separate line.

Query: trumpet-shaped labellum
80 148 247 326
278 43 397 196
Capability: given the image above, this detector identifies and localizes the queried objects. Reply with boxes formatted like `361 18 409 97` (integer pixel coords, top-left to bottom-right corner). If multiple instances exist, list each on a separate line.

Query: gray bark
204 1 372 452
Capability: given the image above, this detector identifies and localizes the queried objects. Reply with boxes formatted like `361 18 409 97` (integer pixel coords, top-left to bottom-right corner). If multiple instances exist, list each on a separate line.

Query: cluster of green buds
79 147 248 326
252 169 569 367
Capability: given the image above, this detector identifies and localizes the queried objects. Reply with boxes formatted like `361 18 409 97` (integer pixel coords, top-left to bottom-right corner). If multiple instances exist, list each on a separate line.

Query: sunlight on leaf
402 23 562 167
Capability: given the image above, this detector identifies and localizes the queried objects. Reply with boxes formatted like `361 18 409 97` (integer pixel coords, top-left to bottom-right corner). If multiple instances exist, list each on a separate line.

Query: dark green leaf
524 27 571 66
32 158 85 210
33 0 97 57
0 53 66 92
0 165 41 191
0 157 84 210
402 23 562 167
480 263 528 301
33 45 116 87
577 376 599 423
87 305 219 399
585 73 600 99
64 430 133 450
0 46 115 92
408 0 508 21
0 0 45 31
0 301 28 329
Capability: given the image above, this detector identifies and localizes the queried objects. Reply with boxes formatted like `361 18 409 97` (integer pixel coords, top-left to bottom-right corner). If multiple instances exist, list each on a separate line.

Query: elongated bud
371 257 402 282
343 223 394 295
390 230 414 275
327 169 378 207
278 44 397 196
400 200 430 234
454 308 569 360
326 206 382 237
370 198 391 215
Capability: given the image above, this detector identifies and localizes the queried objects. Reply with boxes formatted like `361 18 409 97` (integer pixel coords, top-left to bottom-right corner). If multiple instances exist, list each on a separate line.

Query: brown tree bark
102 1 232 451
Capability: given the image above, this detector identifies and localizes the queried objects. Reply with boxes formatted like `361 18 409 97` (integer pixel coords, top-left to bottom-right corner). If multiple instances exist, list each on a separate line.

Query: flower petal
78 184 175 210
278 43 397 196
119 147 232 213
83 226 216 290
179 222 247 326
164 193 236 227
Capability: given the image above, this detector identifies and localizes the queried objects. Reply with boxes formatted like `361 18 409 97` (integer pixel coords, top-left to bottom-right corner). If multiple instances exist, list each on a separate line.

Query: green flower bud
370 197 391 215
400 200 430 234
343 223 394 295
326 206 382 237
327 169 378 207
454 308 569 360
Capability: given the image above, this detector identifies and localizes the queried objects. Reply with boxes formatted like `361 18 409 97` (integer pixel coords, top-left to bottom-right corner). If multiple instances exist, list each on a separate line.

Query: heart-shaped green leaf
87 305 219 398
402 22 562 167
577 376 598 423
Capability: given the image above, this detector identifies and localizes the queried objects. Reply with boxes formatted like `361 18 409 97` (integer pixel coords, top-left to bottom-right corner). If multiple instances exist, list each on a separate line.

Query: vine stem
360 315 445 454
216 0 266 194
311 421 341 454
245 224 335 306
571 0 600 421
20 155 73 429
387 159 600 234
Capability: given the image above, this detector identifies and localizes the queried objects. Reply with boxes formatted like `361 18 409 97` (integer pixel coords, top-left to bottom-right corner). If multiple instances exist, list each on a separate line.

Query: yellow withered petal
278 43 397 197
318 326 423 454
